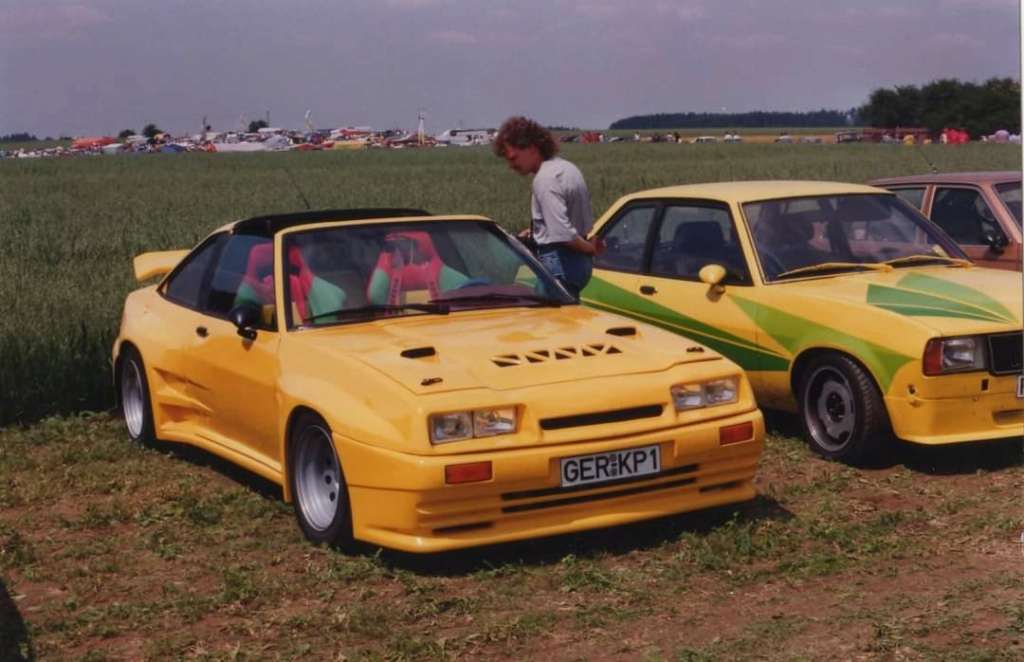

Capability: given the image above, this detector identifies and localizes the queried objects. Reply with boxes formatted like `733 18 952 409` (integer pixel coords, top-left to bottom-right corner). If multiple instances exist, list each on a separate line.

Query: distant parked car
583 180 1023 464
868 171 1022 270
690 136 717 144
113 208 765 553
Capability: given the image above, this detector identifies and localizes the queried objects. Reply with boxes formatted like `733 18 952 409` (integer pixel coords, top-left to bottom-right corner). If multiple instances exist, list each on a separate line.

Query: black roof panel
233 207 431 236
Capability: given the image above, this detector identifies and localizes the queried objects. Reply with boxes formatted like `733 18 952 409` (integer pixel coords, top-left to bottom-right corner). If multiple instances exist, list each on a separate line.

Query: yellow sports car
113 208 764 553
583 181 1023 464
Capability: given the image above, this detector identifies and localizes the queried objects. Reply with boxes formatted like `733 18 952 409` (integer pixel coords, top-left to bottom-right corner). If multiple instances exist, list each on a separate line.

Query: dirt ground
1 415 1022 660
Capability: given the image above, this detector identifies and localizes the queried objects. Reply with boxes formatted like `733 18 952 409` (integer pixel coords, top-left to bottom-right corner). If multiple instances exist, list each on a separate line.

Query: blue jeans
537 244 592 300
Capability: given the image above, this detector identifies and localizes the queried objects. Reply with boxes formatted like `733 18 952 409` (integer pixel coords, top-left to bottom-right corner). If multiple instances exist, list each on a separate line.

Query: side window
594 204 657 273
163 235 223 310
207 235 274 320
891 187 926 210
651 205 750 284
931 187 987 245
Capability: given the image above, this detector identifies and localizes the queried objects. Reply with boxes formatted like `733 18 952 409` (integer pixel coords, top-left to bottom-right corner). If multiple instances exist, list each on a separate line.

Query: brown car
868 171 1022 270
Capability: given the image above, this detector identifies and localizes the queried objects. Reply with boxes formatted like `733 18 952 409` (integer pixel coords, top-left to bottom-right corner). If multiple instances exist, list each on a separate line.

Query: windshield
995 181 1022 225
281 219 572 328
743 193 970 282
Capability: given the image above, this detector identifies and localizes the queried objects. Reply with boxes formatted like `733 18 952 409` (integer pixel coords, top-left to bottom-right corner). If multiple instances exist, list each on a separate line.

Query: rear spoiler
133 249 190 282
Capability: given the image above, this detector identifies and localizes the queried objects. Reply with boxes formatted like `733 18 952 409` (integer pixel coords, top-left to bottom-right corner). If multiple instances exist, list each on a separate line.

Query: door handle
639 285 657 295
195 326 209 337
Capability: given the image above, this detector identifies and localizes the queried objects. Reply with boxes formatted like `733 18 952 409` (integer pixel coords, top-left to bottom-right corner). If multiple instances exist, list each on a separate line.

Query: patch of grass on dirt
0 414 1021 660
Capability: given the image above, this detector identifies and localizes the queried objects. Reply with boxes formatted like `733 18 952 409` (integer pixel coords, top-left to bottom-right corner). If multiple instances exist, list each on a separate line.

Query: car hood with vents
292 306 723 395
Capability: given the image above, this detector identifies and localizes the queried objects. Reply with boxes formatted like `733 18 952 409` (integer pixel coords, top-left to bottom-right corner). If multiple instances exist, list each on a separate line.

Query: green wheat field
0 142 1019 426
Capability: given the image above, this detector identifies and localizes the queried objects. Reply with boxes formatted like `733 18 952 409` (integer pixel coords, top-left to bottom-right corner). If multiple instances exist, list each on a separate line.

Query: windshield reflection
282 220 572 327
743 194 970 281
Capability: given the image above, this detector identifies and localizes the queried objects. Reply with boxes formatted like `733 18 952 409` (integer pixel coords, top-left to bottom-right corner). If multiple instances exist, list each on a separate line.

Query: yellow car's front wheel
797 354 891 464
289 413 354 550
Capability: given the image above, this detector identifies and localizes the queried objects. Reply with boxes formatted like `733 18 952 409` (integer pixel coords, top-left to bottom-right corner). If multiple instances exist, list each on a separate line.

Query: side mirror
698 264 727 294
981 228 1008 253
229 304 262 340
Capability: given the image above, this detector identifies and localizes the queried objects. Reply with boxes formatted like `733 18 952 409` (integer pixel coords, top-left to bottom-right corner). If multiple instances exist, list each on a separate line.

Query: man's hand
569 235 606 256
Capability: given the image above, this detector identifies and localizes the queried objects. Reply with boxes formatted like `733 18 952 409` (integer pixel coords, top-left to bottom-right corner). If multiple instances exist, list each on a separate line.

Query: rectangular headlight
923 336 986 375
430 407 518 444
671 378 739 411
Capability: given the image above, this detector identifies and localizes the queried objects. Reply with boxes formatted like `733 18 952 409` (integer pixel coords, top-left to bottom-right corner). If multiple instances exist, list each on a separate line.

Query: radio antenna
913 141 939 174
283 166 313 211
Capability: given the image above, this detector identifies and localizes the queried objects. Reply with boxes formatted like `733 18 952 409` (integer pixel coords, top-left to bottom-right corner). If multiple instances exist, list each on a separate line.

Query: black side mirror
229 304 262 340
981 228 1009 253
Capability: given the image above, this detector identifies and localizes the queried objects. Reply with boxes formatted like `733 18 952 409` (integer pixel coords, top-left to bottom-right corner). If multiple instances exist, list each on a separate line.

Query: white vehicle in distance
435 128 496 146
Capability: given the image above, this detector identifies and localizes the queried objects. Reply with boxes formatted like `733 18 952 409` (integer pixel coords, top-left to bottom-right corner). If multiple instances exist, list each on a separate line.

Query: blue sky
0 0 1019 138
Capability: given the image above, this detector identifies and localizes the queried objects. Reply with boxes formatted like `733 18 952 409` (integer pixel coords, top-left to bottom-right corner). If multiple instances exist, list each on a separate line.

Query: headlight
923 336 986 375
430 407 518 444
671 378 739 411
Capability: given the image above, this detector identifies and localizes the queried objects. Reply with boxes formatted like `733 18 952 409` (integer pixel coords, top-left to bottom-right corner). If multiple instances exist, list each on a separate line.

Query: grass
0 414 1021 660
0 142 1020 425
0 142 1021 659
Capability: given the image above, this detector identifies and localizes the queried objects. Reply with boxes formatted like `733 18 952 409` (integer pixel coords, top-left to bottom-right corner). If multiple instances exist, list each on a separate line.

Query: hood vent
401 346 436 359
606 326 637 337
492 343 621 367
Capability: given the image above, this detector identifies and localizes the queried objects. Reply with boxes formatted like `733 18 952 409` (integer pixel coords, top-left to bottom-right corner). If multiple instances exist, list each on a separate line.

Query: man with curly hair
493 116 602 299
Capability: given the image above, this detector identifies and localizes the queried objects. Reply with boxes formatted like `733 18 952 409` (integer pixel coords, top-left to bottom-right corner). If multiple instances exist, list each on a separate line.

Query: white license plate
1017 375 1023 399
560 444 661 488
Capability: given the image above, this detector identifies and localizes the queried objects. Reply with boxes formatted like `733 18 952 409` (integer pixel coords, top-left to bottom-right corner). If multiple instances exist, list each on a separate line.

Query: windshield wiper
437 292 564 307
883 255 972 268
306 302 450 323
774 262 894 280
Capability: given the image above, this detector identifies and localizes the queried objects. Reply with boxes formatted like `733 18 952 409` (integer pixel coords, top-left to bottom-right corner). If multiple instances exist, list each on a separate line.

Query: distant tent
71 136 117 150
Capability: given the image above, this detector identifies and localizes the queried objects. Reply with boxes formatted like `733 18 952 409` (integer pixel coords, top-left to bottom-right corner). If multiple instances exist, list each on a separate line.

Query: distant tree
247 119 269 133
142 124 162 138
859 77 1020 137
609 109 858 131
117 129 134 139
0 132 38 143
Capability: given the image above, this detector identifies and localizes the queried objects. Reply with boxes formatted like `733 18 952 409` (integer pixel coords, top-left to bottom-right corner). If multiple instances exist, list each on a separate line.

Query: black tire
288 413 354 550
797 354 890 464
118 345 155 444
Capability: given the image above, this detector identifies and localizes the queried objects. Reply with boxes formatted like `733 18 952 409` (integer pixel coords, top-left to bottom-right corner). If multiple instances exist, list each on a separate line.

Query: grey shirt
530 157 594 245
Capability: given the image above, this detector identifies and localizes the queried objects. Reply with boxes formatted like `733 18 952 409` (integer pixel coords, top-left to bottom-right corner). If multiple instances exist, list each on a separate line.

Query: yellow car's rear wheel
118 345 155 444
289 413 354 550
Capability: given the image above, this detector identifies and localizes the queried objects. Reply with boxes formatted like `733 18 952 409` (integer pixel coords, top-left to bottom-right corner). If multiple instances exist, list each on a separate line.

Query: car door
186 233 283 475
586 200 770 383
927 185 1013 268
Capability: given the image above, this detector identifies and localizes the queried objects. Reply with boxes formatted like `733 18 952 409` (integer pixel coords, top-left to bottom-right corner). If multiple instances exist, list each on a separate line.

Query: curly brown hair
492 116 559 160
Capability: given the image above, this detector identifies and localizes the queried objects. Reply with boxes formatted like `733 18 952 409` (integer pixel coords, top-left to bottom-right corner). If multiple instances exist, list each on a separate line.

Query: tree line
610 109 858 131
858 77 1019 138
609 77 1020 137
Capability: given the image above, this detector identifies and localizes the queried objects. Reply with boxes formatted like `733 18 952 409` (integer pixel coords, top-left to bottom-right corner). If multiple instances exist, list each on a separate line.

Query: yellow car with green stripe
583 181 1023 463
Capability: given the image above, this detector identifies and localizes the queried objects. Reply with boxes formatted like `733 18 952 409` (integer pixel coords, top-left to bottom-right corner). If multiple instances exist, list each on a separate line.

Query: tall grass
0 143 1018 425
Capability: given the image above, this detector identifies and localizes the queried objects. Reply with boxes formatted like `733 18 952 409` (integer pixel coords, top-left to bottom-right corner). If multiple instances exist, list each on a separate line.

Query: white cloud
929 31 987 49
0 4 108 41
561 0 706 21
385 0 443 8
425 29 481 45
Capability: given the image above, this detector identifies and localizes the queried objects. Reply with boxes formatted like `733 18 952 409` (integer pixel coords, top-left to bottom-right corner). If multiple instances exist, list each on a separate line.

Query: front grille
501 472 699 514
988 332 1023 375
539 404 664 430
